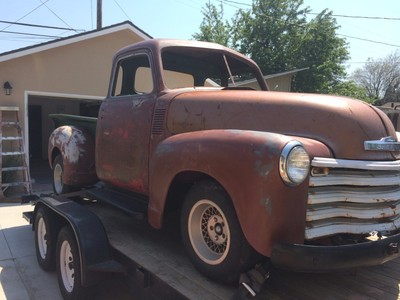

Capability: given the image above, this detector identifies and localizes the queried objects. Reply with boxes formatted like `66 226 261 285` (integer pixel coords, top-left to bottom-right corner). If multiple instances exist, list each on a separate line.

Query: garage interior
27 94 102 191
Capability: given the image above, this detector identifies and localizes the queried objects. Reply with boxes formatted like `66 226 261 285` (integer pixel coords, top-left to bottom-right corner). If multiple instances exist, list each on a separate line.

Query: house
236 68 309 91
0 21 151 162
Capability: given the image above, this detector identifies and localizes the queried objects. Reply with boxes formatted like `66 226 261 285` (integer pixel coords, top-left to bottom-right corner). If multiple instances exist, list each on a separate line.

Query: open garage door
27 93 102 161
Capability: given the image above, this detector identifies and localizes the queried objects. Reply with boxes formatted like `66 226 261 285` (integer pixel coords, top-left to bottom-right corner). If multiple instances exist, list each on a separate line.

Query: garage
0 21 151 186
27 92 102 161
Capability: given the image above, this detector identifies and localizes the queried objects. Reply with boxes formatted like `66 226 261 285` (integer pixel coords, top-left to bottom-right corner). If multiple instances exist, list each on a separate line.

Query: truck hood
167 90 398 160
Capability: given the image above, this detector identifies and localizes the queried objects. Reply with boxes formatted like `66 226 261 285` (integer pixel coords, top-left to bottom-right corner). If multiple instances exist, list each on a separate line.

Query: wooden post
97 0 102 30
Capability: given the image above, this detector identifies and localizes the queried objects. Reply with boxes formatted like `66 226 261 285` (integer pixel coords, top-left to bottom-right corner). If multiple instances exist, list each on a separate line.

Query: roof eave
0 21 151 63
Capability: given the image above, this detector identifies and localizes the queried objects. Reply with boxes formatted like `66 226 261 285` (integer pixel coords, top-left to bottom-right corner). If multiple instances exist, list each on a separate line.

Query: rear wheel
181 180 257 283
56 226 93 300
34 207 57 271
53 155 73 195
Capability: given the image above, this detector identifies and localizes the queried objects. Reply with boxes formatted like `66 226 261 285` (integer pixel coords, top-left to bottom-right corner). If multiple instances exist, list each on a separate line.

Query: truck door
96 52 156 194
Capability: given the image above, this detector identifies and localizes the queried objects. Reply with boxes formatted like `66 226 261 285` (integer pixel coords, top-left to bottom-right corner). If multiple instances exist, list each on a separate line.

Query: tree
192 0 350 94
351 51 400 103
327 80 373 103
192 2 231 47
291 10 349 93
234 0 310 75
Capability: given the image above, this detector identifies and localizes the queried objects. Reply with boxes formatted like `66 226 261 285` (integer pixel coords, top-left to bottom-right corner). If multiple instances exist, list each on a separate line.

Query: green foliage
235 0 310 75
326 80 374 103
291 10 349 93
193 0 350 94
192 2 231 47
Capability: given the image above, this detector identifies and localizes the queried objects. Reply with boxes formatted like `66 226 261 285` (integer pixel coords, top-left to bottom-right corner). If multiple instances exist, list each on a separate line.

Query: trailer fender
48 125 97 186
149 129 317 256
33 197 122 286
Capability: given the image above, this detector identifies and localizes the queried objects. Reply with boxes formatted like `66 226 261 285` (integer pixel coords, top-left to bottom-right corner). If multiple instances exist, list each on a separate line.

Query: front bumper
270 232 400 272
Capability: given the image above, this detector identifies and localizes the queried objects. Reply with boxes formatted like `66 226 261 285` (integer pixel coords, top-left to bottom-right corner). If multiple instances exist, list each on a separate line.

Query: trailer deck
18 193 400 300
87 200 400 299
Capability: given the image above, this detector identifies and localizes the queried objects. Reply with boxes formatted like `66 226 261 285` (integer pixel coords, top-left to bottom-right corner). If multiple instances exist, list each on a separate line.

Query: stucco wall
0 28 146 161
1 28 144 99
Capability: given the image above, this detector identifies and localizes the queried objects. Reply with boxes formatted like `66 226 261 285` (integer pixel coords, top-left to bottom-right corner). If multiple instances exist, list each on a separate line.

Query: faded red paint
48 39 400 257
149 130 317 255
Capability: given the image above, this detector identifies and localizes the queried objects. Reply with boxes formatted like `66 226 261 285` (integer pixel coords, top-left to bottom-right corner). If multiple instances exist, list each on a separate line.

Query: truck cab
48 39 400 284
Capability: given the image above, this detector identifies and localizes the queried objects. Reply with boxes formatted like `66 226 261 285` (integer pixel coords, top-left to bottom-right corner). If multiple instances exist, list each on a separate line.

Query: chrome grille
306 157 400 240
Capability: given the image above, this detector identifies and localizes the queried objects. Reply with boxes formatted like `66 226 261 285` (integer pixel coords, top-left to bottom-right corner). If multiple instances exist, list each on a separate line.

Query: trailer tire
181 180 255 284
34 207 57 271
53 155 73 195
56 226 93 300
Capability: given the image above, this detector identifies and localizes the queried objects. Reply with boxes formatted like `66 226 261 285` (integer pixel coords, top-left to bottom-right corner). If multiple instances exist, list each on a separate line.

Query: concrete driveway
0 202 63 300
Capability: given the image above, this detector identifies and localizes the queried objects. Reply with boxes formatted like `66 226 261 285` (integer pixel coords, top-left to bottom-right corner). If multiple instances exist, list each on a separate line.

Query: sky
1 0 399 76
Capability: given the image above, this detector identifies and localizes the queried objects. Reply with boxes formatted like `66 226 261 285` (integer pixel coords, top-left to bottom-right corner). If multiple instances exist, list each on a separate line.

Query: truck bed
49 113 97 136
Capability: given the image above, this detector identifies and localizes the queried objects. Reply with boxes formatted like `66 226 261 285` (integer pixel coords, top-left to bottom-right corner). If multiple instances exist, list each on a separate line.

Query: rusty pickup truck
48 39 400 284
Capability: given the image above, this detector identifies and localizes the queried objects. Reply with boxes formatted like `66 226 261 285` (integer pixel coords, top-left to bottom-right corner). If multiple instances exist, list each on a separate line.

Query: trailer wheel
34 207 57 271
181 180 255 283
56 226 93 300
53 155 73 195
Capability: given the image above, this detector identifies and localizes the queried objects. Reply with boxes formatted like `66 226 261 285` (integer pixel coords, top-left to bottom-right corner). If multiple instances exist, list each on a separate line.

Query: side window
112 54 153 96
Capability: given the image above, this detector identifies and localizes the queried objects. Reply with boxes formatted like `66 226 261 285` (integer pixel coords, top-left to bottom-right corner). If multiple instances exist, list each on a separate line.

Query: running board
86 188 148 220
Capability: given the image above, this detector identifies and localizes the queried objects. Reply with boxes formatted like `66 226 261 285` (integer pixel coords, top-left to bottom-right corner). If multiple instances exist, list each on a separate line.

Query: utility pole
97 0 102 30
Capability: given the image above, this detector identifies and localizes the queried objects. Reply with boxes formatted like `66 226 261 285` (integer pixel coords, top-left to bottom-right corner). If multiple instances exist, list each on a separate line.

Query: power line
39 0 77 33
0 30 61 39
0 0 50 32
221 0 251 7
339 34 400 48
307 12 400 21
218 0 400 21
0 20 84 32
113 0 132 21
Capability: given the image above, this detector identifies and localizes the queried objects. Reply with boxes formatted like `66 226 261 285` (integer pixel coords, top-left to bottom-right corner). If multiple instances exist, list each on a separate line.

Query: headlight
279 141 310 186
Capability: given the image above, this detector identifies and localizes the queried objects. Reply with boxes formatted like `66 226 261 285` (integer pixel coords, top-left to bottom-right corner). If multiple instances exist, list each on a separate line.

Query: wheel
181 180 256 283
56 226 93 300
53 155 73 195
34 206 57 271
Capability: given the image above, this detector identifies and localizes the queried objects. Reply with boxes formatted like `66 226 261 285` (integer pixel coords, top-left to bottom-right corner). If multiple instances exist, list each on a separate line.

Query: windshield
161 47 263 90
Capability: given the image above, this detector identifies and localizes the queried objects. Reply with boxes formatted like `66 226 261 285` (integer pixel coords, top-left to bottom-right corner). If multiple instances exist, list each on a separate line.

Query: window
112 54 153 96
161 48 262 90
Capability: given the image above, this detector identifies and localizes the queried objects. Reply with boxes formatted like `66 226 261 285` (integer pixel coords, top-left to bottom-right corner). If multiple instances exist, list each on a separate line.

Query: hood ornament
364 136 400 151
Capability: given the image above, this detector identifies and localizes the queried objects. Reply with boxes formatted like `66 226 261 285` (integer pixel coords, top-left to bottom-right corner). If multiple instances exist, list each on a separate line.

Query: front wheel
56 226 93 300
181 180 257 283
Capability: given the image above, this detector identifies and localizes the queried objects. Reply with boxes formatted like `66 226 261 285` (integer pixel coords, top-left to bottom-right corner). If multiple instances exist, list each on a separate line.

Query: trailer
23 189 270 300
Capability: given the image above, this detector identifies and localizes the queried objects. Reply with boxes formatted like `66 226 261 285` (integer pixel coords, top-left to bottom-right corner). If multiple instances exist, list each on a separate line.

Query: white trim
312 157 400 171
26 90 104 101
305 215 400 240
0 23 150 63
24 90 103 165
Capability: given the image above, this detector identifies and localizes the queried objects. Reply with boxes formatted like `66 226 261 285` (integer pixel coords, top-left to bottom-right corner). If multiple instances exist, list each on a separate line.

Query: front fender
149 130 314 256
48 126 97 186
